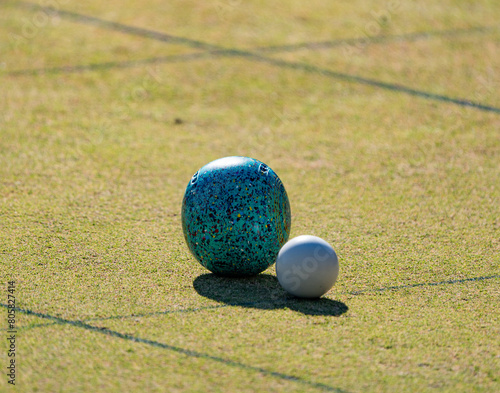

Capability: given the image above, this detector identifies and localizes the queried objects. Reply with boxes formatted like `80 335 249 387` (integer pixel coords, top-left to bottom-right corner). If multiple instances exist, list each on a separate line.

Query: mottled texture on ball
182 156 291 276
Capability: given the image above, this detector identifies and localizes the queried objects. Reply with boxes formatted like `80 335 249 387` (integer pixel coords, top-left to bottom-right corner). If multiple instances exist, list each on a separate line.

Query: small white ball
276 235 339 298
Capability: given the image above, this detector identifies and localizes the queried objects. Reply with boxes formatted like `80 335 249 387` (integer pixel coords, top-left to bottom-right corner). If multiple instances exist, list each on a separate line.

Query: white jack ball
276 235 339 298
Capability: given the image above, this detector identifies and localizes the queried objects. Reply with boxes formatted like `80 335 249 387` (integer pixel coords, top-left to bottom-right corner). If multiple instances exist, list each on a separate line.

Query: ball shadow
193 273 348 317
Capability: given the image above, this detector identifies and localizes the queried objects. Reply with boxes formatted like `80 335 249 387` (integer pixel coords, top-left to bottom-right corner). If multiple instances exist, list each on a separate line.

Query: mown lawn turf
1 1 499 392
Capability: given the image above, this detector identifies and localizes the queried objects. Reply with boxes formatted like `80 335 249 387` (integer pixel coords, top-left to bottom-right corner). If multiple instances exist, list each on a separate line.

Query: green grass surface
1 0 499 392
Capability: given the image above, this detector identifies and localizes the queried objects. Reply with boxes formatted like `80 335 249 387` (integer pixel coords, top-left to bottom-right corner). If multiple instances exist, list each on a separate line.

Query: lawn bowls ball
276 235 339 298
182 156 291 276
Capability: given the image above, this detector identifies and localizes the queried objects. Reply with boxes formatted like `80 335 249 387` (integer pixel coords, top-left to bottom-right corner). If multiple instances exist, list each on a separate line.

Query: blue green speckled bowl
181 156 291 276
